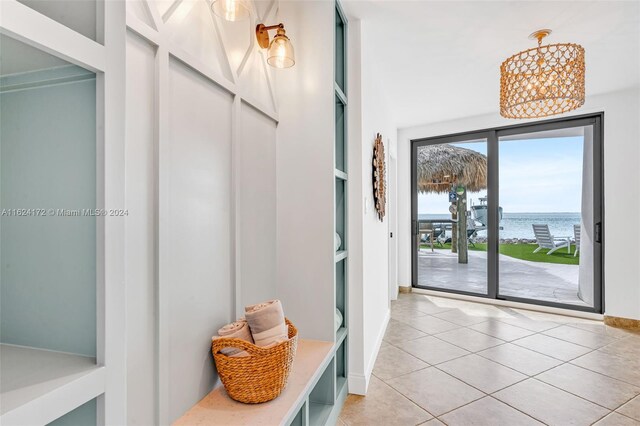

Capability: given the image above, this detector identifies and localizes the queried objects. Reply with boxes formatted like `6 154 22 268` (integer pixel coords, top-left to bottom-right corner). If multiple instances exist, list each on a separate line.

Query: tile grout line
378 376 441 422
518 334 640 389
383 368 485 422
532 370 640 413
610 408 640 424
435 394 552 426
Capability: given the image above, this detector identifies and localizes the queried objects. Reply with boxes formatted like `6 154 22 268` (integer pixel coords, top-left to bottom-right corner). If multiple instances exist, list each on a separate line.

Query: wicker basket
212 318 298 404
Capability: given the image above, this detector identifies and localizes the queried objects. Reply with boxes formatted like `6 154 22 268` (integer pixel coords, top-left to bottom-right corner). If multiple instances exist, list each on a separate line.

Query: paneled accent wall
125 0 279 423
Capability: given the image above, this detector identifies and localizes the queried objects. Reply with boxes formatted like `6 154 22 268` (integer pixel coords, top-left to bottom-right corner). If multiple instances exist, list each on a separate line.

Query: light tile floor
339 293 640 426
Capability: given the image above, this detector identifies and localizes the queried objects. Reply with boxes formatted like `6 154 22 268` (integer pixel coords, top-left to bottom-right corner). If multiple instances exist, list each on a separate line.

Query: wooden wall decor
372 133 386 221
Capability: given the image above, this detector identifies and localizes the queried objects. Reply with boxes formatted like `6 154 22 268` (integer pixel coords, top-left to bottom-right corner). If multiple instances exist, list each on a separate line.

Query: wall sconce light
211 0 250 22
256 23 295 68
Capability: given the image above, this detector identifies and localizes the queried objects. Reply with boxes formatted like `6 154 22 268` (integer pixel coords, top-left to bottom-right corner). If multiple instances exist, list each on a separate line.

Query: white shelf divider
0 344 105 425
334 169 348 180
336 327 347 346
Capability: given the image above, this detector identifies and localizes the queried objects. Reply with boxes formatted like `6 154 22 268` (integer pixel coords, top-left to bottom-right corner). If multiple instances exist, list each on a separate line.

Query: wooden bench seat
174 339 337 426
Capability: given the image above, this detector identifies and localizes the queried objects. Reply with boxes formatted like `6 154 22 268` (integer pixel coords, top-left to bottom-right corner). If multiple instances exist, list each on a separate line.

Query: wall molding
347 372 367 396
604 315 640 330
125 5 279 122
124 1 280 423
348 308 390 395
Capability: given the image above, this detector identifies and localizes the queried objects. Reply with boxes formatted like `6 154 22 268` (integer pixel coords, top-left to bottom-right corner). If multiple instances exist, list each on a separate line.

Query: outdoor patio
417 249 588 307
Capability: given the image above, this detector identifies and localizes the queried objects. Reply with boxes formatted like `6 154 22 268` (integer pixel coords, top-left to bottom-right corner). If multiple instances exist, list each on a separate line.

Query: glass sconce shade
211 0 250 22
267 33 295 68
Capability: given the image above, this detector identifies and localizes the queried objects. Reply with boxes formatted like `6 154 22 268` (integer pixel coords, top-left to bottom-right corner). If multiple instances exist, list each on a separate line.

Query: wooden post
458 187 468 264
451 203 457 253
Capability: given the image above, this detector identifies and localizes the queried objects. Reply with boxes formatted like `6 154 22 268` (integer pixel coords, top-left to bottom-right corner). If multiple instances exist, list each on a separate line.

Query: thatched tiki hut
417 144 487 263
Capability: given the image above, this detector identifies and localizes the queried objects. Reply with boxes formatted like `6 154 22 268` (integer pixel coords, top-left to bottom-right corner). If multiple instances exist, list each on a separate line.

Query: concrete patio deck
417 248 589 307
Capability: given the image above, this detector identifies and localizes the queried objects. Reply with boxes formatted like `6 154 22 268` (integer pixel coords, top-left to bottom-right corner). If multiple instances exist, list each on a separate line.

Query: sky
417 136 584 214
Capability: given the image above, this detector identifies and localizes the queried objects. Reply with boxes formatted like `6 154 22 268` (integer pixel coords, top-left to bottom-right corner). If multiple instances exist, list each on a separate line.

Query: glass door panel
414 138 489 296
498 125 597 308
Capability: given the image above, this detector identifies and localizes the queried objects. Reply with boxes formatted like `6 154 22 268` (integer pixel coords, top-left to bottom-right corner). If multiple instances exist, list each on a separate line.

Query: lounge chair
467 229 477 248
442 229 476 247
467 214 477 248
532 224 571 255
574 224 581 257
419 223 443 251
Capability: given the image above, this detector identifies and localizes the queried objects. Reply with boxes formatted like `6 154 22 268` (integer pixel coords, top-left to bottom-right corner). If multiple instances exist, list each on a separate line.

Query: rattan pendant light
500 29 585 119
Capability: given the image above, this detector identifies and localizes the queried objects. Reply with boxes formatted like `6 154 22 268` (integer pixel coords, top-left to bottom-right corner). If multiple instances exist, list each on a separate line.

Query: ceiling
343 0 640 128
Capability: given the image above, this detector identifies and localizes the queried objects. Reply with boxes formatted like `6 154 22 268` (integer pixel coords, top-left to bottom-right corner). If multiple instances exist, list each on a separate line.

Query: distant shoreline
418 212 581 240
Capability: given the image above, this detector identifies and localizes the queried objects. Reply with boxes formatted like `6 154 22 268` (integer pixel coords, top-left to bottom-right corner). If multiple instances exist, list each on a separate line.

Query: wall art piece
372 133 386 221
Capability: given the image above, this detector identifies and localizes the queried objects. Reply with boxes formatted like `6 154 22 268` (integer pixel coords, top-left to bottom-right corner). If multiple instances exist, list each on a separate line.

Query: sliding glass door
412 135 491 297
497 122 602 310
411 114 603 313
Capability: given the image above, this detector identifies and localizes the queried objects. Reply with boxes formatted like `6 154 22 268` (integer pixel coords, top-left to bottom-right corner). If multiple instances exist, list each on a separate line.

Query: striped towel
245 300 288 347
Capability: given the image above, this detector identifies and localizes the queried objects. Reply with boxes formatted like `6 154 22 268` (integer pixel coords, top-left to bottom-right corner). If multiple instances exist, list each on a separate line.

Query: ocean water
419 212 581 240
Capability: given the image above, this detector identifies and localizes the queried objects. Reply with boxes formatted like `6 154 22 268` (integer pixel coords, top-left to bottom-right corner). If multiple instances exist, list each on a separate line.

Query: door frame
410 112 604 314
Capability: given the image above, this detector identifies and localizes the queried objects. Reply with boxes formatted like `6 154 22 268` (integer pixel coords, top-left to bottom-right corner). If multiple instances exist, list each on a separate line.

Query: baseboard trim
348 308 390 396
604 315 640 330
411 288 604 321
347 372 367 395
398 286 412 294
365 308 390 378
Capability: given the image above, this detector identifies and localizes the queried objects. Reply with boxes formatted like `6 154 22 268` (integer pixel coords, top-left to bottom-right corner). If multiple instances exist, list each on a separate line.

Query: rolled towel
212 319 253 357
335 308 343 332
245 300 288 347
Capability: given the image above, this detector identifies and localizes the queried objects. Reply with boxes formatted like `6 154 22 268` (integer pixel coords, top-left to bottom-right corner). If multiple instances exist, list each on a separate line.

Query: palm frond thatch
417 144 487 194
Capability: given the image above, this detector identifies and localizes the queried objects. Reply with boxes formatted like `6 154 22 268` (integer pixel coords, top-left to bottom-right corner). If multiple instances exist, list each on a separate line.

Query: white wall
345 17 394 395
124 1 279 423
398 88 640 320
275 0 335 342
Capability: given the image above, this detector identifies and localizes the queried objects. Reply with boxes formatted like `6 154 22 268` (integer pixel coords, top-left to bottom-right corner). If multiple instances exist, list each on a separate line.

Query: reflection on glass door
498 126 597 308
414 139 489 296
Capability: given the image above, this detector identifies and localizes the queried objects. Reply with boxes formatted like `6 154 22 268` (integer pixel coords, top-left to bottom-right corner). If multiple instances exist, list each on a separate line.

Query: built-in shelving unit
288 2 350 423
0 1 125 420
0 40 101 424
333 0 349 415
0 345 103 425
288 4 351 424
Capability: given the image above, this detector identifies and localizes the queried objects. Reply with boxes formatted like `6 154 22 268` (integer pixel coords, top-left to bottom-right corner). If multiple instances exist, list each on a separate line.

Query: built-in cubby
334 6 345 93
336 259 346 330
335 178 346 253
308 358 336 426
335 340 346 379
48 398 97 426
288 401 307 426
0 35 102 426
335 96 346 172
